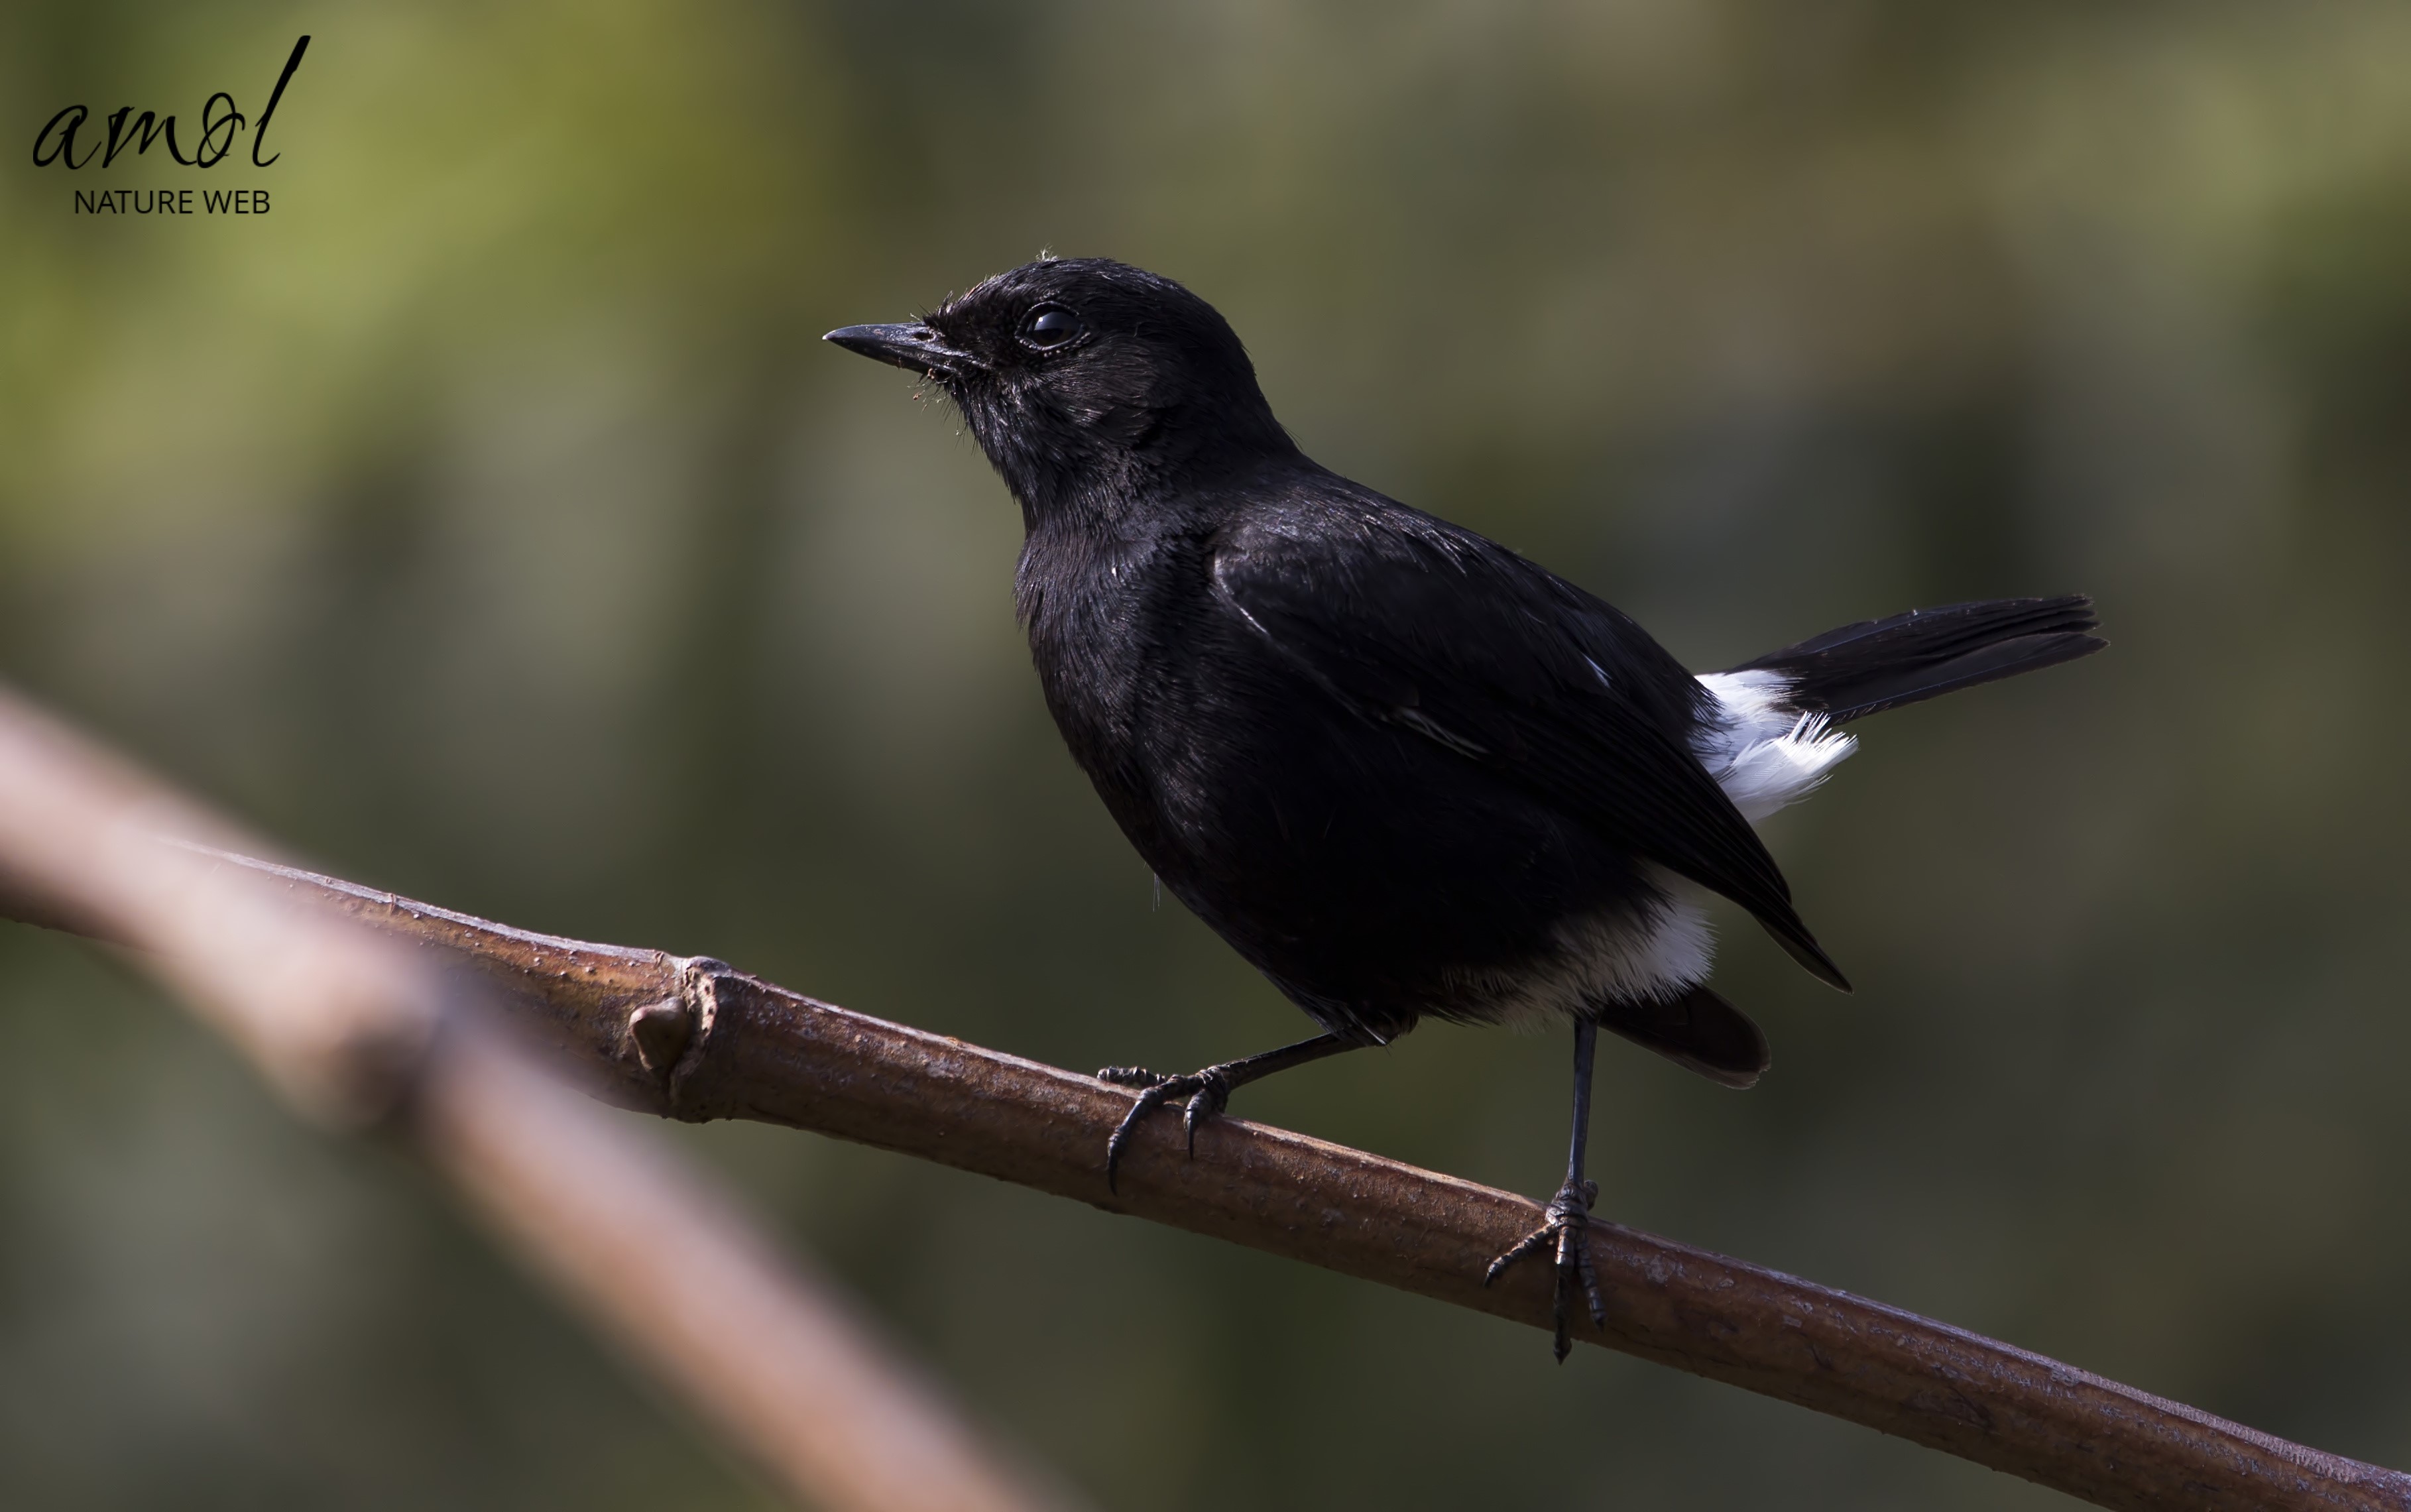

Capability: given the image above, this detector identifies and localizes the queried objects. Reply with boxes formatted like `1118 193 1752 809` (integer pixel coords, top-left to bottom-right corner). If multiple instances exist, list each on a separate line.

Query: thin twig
0 685 1067 1512
81 846 2407 1512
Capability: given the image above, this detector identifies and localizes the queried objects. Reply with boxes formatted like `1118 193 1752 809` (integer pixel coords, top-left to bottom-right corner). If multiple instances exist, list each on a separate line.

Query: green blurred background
6 1 2411 1507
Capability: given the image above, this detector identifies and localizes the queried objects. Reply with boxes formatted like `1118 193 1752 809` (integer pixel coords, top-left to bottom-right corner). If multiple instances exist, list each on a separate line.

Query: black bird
828 258 2103 1359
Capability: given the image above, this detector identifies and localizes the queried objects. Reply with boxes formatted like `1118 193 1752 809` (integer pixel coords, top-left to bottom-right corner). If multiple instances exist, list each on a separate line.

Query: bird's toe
1181 1069 1232 1153
1484 1180 1607 1362
1099 1063 1243 1189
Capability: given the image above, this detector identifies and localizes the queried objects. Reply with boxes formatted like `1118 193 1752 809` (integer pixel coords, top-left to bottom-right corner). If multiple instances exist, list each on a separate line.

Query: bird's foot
1483 1179 1606 1362
1096 1063 1235 1191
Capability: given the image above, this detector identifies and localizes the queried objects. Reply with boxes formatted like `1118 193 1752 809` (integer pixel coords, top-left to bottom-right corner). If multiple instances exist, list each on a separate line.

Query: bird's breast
1017 524 1306 857
1018 532 1182 780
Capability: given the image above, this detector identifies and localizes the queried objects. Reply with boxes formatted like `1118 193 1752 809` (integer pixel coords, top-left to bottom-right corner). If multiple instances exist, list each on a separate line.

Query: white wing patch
1693 669 1856 823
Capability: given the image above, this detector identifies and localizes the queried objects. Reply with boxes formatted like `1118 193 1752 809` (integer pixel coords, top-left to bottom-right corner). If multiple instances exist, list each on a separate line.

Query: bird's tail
1592 984 1769 1088
1728 595 2105 726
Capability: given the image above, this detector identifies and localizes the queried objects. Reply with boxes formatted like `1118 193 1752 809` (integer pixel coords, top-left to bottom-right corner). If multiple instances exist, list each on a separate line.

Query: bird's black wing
1209 506 1848 991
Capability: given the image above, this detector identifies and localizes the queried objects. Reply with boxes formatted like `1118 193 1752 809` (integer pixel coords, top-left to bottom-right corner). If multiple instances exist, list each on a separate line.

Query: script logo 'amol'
32 36 310 171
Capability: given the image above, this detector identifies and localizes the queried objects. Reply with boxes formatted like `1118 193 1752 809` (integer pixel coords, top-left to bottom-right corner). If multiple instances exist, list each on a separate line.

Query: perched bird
828 258 2103 1358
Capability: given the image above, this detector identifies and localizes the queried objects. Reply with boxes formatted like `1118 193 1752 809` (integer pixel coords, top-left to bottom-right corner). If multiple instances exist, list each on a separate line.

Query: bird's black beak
823 323 980 378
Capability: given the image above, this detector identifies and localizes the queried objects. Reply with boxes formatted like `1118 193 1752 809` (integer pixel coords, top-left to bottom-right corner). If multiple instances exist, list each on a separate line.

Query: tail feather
1592 984 1769 1088
1732 595 2105 725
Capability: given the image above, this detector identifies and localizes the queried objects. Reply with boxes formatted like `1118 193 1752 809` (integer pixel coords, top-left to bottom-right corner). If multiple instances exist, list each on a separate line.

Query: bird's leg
1098 1032 1357 1191
1483 1018 1607 1362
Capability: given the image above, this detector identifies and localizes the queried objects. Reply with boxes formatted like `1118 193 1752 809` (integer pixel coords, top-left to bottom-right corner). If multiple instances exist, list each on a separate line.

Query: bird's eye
1019 305 1084 351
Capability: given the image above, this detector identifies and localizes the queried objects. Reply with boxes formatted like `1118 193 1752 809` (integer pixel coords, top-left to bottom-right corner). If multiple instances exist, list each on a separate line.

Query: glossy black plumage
828 257 2104 1356
1734 595 2105 725
839 259 1836 1041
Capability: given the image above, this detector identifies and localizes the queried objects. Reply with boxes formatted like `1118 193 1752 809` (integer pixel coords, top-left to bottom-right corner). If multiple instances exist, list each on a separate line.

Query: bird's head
826 257 1293 525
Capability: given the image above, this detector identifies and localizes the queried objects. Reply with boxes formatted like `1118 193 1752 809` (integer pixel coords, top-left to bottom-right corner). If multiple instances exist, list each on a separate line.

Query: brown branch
0 685 1069 1512
125 848 2411 1512
5 696 2406 1512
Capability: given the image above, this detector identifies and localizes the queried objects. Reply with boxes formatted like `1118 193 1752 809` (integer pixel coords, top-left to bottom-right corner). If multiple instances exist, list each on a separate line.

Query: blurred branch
5 711 2408 1511
0 685 1067 1512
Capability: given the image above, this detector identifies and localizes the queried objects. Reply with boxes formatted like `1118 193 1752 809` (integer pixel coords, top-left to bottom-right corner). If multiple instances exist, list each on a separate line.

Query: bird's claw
1098 1064 1234 1191
1483 1179 1606 1362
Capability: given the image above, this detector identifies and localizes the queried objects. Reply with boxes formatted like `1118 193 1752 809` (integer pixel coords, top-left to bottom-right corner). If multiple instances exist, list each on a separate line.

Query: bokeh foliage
6 1 2411 1506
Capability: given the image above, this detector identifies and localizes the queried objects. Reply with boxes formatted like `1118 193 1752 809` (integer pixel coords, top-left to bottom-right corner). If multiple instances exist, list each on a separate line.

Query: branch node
660 957 729 1108
628 998 693 1079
